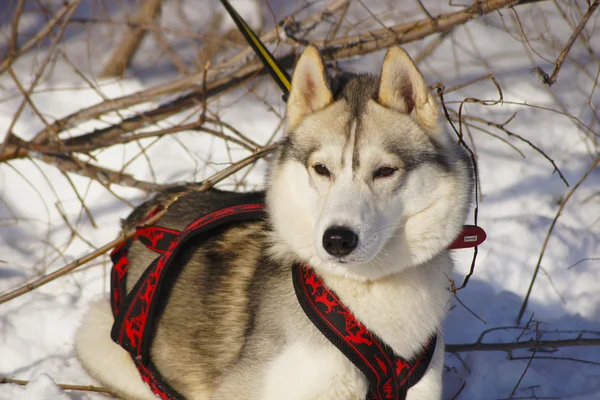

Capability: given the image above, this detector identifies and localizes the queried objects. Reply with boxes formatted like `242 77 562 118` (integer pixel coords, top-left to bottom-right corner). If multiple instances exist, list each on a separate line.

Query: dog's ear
378 46 438 131
287 45 333 129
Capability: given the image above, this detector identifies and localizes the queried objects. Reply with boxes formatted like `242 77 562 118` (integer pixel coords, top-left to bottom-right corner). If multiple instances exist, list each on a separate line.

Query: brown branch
4 0 80 145
508 355 600 366
100 0 163 78
0 135 28 162
543 0 600 85
8 0 25 60
449 113 569 187
314 0 543 59
32 152 166 192
445 336 600 353
0 1 81 76
510 349 536 397
0 377 113 394
28 58 267 148
0 142 280 306
516 156 600 324
53 121 257 153
416 0 436 22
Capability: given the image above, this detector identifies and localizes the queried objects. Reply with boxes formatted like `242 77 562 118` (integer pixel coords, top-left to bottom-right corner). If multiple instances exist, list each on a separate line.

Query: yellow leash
220 0 291 100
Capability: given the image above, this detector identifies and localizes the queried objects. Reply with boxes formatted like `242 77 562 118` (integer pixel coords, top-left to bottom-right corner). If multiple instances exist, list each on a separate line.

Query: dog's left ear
287 45 333 130
378 47 438 131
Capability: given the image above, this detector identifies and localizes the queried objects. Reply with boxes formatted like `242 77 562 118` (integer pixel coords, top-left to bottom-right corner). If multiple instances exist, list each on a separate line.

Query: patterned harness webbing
109 201 486 400
293 265 436 400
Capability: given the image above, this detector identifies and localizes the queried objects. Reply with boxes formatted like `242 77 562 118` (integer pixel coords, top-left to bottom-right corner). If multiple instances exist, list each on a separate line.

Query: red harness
110 202 486 400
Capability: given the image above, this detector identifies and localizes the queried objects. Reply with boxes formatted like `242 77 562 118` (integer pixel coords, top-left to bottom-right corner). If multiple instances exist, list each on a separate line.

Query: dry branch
446 336 600 353
0 0 81 76
33 153 167 192
0 377 113 394
314 0 544 59
543 0 600 85
100 0 163 78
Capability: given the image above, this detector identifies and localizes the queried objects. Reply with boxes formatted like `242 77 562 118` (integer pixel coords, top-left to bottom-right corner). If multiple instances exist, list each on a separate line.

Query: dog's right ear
287 45 333 130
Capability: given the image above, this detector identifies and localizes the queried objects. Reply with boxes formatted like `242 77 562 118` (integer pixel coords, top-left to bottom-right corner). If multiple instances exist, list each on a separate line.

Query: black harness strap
110 205 179 318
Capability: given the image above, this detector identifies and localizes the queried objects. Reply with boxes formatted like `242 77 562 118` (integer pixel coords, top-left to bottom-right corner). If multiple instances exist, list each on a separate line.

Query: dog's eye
373 167 397 179
313 164 330 177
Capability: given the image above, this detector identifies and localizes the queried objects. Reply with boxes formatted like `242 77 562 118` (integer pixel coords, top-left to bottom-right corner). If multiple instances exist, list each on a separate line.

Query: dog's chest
318 261 450 359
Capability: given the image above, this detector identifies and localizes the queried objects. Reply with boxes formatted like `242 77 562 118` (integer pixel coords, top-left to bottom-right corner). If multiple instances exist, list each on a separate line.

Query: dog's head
267 45 473 280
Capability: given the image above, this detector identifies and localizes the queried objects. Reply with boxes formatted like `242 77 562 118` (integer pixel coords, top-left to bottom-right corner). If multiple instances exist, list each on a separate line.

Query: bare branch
0 0 82 76
446 336 600 353
100 0 163 78
542 0 600 85
0 377 113 394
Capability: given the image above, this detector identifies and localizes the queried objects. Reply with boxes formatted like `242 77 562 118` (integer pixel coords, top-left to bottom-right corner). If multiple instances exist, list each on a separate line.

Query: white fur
261 341 368 400
75 299 157 400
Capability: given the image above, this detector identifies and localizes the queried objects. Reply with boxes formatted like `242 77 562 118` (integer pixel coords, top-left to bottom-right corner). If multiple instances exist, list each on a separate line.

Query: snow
1 1 599 399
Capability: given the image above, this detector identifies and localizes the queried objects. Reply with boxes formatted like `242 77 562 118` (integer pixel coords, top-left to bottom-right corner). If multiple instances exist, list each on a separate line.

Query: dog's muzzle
322 227 359 257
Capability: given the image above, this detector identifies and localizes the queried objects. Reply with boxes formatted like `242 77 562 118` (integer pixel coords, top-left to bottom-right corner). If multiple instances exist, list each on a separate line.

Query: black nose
322 227 359 257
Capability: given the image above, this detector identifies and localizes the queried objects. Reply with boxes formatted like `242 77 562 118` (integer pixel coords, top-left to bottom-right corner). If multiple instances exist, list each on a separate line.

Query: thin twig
437 87 481 290
543 0 600 85
510 349 536 398
0 0 81 75
0 377 113 394
445 336 600 353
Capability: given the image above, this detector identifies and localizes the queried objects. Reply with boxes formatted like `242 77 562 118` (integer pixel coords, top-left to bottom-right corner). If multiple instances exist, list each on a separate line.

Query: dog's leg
405 332 444 400
75 299 156 400
260 341 369 400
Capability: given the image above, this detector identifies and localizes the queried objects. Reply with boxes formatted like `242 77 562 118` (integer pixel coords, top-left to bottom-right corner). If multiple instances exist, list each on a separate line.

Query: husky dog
76 46 473 400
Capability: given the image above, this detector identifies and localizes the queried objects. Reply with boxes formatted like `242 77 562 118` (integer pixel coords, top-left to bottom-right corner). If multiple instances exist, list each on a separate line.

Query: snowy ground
1 1 599 399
